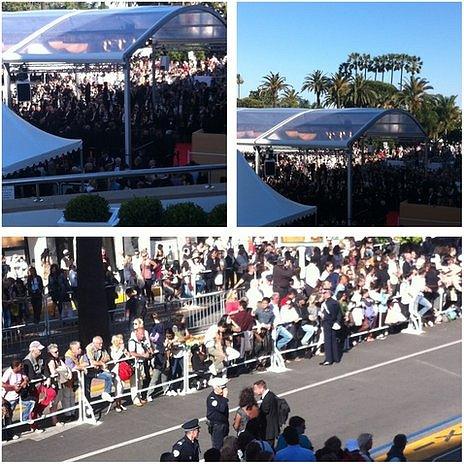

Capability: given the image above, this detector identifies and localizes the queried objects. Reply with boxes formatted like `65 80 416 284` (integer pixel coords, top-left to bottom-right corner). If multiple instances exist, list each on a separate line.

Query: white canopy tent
237 151 316 226
2 105 82 175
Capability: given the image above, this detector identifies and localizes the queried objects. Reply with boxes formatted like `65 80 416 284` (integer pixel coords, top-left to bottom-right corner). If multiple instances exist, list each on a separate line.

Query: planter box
57 207 119 227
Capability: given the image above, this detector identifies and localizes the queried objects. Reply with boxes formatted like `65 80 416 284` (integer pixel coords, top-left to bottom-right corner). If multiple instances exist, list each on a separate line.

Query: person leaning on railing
64 340 90 400
109 334 130 412
44 343 75 424
85 336 114 404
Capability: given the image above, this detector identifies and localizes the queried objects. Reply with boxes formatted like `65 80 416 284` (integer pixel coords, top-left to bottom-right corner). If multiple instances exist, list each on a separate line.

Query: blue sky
238 2 462 105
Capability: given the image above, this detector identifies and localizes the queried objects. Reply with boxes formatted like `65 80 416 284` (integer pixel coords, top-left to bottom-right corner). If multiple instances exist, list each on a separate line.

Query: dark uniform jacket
321 298 342 327
172 435 200 462
260 390 280 440
206 391 229 424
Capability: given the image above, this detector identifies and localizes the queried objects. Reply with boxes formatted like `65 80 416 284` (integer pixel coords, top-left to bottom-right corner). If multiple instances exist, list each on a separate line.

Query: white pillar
297 246 306 279
255 148 259 175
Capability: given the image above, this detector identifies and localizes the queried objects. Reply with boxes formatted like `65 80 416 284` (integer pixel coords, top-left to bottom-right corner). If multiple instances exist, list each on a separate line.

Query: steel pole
4 64 11 106
124 61 131 169
347 150 353 226
255 147 259 175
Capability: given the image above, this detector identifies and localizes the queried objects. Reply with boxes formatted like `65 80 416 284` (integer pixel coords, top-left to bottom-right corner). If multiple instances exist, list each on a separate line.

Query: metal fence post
180 349 190 396
77 370 98 425
267 339 288 373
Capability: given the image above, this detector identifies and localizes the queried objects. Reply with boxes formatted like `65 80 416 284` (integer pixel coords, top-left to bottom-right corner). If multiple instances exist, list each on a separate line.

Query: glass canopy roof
237 108 427 149
2 5 226 64
2 10 73 52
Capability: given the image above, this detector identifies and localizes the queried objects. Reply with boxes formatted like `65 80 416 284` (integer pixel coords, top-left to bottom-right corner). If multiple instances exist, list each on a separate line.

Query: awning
2 105 82 175
237 108 427 149
237 151 316 226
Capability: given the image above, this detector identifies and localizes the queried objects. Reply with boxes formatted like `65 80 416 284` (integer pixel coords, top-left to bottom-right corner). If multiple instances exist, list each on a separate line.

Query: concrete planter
57 207 119 227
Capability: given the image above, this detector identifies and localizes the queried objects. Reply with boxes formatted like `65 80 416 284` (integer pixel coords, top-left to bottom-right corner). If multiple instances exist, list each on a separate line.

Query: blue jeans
97 371 113 394
301 324 317 345
10 399 36 422
276 325 293 350
3 307 12 328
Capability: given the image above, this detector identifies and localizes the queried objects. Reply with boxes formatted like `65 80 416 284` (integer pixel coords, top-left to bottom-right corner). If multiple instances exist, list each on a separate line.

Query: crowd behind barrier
4 52 227 196
2 237 462 443
243 143 462 226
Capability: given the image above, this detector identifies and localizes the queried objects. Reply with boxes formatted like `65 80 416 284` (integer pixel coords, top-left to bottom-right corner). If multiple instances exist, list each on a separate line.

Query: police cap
182 418 200 431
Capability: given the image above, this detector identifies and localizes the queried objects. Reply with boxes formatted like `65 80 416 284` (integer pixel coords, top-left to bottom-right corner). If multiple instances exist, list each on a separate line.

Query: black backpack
277 397 291 428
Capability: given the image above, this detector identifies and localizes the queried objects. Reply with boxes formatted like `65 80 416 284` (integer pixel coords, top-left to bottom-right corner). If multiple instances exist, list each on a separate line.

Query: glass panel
2 10 70 51
154 11 225 41
237 108 306 139
365 112 425 138
263 109 384 146
13 6 177 60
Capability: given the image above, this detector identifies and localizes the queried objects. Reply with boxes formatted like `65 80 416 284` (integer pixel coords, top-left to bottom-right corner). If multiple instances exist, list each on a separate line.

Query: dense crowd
244 145 461 225
5 52 226 183
2 237 461 444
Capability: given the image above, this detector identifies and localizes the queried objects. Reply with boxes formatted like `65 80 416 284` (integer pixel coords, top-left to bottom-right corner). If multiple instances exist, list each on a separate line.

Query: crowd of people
2 237 461 444
5 51 226 191
243 144 461 225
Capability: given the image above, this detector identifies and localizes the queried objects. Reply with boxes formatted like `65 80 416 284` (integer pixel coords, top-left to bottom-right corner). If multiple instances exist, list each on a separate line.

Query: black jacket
206 391 229 424
260 390 280 440
321 298 342 327
172 435 200 462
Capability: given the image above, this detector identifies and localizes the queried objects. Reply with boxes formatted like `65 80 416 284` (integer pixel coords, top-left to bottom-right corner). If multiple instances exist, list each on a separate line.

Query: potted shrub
163 202 208 226
208 203 227 226
57 194 119 227
118 196 163 227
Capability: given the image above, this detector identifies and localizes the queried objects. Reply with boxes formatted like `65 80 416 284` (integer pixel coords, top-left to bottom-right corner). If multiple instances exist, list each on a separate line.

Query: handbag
214 273 224 286
118 361 134 381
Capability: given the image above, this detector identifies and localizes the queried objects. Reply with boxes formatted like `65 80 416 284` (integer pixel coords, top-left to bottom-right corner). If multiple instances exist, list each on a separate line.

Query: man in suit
253 379 280 448
320 289 342 365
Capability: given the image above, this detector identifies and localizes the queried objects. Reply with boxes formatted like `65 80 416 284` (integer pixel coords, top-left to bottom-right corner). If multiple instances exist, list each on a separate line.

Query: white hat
208 377 229 388
63 249 70 255
29 340 45 351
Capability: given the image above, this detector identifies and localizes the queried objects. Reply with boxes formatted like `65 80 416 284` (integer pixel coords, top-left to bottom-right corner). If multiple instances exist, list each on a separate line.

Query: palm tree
397 53 409 90
324 72 350 108
301 70 329 108
378 55 388 82
259 72 289 107
346 75 377 107
347 52 362 77
398 76 433 116
433 94 461 139
405 55 423 77
237 74 244 99
388 53 400 85
369 56 380 81
360 53 371 79
281 87 300 108
338 61 351 77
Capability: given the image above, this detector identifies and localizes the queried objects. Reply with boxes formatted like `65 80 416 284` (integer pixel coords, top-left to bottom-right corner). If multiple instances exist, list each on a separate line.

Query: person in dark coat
172 418 201 461
385 434 408 461
272 258 295 299
320 289 342 365
253 379 280 448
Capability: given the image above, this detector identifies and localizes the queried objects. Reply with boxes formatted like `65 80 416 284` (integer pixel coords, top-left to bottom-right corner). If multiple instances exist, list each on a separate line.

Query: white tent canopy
2 105 82 175
237 151 316 226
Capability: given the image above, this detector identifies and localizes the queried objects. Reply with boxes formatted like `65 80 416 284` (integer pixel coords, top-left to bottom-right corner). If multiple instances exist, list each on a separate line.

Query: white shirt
2 368 25 402
261 388 269 400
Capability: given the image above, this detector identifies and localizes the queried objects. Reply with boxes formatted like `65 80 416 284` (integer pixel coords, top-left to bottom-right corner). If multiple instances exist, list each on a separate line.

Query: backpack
118 361 134 381
277 397 291 428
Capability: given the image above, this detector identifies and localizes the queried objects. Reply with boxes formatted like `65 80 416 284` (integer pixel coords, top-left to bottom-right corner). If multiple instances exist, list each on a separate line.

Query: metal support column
4 64 11 107
123 60 132 169
254 147 259 175
151 40 157 108
347 150 353 226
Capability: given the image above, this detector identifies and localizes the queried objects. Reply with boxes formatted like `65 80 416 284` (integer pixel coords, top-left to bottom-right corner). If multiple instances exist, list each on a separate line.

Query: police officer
320 289 342 365
206 377 229 449
172 419 201 462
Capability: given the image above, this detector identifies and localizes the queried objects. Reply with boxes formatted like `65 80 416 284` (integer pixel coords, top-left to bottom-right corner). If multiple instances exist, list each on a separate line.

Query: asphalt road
3 320 461 462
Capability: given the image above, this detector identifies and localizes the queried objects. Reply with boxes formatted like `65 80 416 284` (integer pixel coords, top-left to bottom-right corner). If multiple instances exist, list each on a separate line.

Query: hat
345 439 359 452
182 418 200 431
63 249 70 256
29 340 45 351
208 377 229 388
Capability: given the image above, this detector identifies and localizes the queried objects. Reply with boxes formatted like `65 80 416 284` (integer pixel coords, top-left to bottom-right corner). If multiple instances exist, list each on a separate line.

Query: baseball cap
29 341 45 351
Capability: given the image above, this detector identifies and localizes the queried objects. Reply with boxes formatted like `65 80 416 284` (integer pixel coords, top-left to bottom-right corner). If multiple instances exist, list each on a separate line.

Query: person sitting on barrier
164 328 186 396
109 334 130 412
361 289 377 342
22 340 57 431
409 267 433 327
190 344 212 391
85 336 114 403
128 327 152 406
45 343 75 424
253 297 274 364
230 298 255 365
2 359 36 437
271 297 294 352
